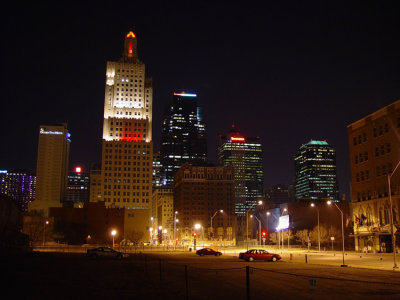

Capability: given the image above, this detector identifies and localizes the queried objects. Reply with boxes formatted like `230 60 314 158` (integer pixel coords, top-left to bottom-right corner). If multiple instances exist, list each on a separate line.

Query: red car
196 248 222 256
239 249 281 262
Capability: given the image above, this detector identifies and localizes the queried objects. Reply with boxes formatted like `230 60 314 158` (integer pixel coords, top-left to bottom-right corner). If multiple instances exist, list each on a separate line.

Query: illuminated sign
0 170 7 174
230 137 245 142
276 215 289 231
126 31 136 38
40 128 63 135
173 92 197 97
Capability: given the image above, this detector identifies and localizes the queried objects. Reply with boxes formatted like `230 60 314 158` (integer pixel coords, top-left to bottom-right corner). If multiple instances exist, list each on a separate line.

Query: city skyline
2 3 400 200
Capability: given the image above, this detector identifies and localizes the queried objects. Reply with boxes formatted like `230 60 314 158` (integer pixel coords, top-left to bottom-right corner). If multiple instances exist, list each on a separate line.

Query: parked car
196 248 222 256
86 247 129 260
239 249 281 262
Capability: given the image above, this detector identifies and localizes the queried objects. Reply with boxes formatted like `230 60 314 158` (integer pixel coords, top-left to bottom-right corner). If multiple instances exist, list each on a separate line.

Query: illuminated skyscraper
66 167 90 204
294 140 339 202
160 92 206 186
218 125 263 216
29 124 70 215
101 31 153 209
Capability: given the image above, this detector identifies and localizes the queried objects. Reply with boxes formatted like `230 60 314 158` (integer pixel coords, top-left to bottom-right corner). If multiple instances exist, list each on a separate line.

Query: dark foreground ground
4 251 400 299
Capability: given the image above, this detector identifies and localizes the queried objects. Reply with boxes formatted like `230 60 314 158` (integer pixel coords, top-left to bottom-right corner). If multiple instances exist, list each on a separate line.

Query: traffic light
193 232 197 237
262 230 267 238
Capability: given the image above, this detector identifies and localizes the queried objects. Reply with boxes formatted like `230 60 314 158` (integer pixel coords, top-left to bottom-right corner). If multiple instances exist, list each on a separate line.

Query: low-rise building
347 99 400 252
174 163 236 246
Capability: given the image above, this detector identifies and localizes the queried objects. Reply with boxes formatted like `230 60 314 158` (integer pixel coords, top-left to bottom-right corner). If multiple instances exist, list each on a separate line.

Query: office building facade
160 92 207 187
218 125 263 216
29 124 70 215
100 31 153 210
174 164 235 245
348 99 400 252
66 167 90 204
294 140 339 202
89 164 102 203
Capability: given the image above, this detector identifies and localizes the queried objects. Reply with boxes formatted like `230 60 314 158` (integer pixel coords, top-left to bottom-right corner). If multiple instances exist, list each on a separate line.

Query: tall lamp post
150 217 154 244
246 200 263 250
281 208 288 248
266 211 279 248
210 209 223 240
251 215 262 247
111 229 117 249
173 211 178 248
42 220 49 247
311 203 321 252
388 159 400 270
327 201 347 267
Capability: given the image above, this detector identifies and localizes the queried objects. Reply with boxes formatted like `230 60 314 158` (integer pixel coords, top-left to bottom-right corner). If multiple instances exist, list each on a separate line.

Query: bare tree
309 224 341 247
295 229 309 247
124 230 144 246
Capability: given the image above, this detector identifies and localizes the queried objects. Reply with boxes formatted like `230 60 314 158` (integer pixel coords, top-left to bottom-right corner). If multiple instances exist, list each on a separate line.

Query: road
6 250 400 299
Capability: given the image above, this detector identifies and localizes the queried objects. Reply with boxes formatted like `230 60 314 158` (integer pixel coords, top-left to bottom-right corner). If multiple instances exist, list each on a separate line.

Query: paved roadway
7 249 400 299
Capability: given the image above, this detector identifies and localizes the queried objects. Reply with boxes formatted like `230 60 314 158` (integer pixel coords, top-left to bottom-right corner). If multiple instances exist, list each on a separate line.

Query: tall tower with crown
100 31 153 209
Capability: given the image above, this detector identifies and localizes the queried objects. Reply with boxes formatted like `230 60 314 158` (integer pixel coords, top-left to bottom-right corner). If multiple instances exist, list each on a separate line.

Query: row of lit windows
104 185 150 190
104 191 149 196
110 121 147 127
104 143 150 149
103 173 149 178
115 111 148 116
104 155 149 159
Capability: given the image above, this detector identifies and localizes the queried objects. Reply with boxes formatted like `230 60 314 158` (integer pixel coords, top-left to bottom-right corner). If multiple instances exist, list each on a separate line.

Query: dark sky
2 2 400 200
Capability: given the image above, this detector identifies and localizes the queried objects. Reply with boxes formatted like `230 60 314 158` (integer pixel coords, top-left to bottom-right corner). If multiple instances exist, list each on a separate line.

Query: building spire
122 31 138 62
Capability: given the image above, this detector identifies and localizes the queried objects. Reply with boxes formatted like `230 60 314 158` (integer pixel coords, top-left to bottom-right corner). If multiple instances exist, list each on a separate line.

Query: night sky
2 2 400 200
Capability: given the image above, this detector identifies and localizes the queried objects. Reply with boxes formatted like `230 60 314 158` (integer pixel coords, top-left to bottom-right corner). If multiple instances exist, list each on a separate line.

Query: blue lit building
160 92 207 186
294 140 339 202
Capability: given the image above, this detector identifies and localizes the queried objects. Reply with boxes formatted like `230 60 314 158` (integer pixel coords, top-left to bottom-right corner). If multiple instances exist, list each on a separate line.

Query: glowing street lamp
43 220 49 247
173 211 178 248
327 201 347 267
111 229 117 249
210 209 223 240
250 215 262 247
311 203 321 252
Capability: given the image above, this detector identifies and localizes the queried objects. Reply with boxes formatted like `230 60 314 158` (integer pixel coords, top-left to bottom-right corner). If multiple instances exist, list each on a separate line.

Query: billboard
276 215 289 231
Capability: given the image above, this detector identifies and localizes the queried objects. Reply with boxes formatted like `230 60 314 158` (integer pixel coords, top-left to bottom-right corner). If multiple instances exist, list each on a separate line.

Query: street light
267 211 280 248
327 201 347 267
43 220 49 247
210 209 223 240
251 215 262 247
281 208 288 248
246 200 263 250
111 229 117 249
173 211 178 248
388 159 400 270
311 203 321 252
